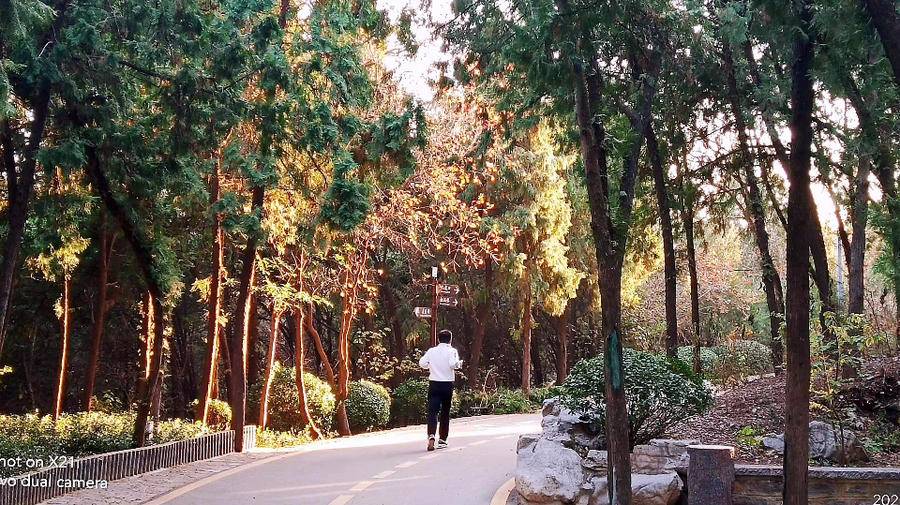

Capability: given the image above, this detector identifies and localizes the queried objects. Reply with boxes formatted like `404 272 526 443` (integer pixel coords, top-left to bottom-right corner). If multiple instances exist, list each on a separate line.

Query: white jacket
419 343 463 382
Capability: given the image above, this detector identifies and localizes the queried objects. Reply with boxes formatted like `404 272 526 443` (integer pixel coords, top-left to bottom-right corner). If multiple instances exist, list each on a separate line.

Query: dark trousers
426 380 453 440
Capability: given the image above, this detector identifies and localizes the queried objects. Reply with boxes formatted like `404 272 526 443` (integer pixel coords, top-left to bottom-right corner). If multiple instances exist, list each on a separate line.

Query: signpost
428 266 461 346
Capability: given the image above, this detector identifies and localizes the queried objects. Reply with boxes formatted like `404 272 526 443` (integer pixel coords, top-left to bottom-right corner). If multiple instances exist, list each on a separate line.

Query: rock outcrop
762 421 869 463
515 400 685 505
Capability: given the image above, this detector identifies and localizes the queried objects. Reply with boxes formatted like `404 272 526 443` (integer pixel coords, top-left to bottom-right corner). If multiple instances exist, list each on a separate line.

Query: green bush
255 427 313 448
677 341 772 383
153 419 212 444
560 349 713 447
346 380 391 432
0 414 63 476
205 399 232 430
248 363 336 433
390 378 459 426
494 389 533 414
54 411 135 455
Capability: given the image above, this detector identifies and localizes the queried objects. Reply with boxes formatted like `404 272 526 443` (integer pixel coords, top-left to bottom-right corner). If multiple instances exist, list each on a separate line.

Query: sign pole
431 266 439 346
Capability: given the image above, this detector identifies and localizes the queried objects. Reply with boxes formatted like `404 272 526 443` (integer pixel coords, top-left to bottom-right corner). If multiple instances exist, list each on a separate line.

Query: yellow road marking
490 478 516 505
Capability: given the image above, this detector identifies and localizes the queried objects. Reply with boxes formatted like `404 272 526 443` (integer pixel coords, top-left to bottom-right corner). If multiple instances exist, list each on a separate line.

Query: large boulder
588 472 683 505
762 421 868 463
516 436 585 504
540 399 602 451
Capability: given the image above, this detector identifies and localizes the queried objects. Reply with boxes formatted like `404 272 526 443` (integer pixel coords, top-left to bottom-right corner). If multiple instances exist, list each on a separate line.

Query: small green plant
736 425 762 448
346 380 391 432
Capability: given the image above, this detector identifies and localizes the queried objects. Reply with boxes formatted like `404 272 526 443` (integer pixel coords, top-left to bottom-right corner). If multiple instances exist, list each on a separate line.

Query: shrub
153 419 211 444
494 389 533 414
560 349 713 447
248 363 336 433
205 399 232 430
0 414 63 476
346 380 391 432
677 341 772 383
255 427 313 448
390 378 459 426
55 411 135 455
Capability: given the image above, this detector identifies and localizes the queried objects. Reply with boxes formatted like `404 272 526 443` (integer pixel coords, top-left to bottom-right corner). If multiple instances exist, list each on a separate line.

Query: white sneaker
437 439 448 449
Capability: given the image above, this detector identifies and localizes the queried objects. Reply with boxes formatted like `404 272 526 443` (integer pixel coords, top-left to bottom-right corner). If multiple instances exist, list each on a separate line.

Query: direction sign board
414 306 433 319
438 296 459 308
438 284 460 296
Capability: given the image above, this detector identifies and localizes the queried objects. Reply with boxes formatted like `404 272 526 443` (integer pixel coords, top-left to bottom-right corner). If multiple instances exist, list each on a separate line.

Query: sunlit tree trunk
294 307 321 439
259 306 281 428
197 161 224 423
52 276 72 421
520 265 533 396
85 212 113 411
555 302 571 384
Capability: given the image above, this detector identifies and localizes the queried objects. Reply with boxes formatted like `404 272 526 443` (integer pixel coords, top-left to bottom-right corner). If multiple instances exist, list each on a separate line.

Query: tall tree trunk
229 186 262 452
555 302 571 384
783 2 815 502
467 261 493 389
861 0 900 87
85 213 112 411
196 162 224 423
520 268 534 396
246 293 261 394
294 307 322 439
305 306 336 386
0 89 52 354
848 160 869 317
646 124 678 358
258 306 281 428
683 204 703 374
52 276 72 421
721 43 786 373
84 146 169 446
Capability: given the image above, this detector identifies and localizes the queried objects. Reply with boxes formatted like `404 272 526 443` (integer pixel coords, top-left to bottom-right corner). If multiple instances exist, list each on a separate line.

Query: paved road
150 413 538 505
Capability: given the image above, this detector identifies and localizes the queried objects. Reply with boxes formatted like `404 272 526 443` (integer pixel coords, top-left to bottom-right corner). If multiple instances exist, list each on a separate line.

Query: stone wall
732 465 900 505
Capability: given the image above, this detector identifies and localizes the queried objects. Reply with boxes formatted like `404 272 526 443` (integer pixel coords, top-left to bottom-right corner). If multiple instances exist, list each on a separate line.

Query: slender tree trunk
294 307 322 439
520 265 534 396
197 163 224 422
247 293 261 394
555 302 571 384
721 43 785 373
305 306 336 386
646 125 678 358
683 205 703 374
783 2 815 502
84 213 112 411
467 261 493 388
52 276 72 421
861 0 900 87
134 294 165 446
229 185 262 452
258 307 281 428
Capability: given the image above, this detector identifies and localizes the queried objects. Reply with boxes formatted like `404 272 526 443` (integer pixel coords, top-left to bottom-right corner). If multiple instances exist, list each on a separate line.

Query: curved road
148 413 538 505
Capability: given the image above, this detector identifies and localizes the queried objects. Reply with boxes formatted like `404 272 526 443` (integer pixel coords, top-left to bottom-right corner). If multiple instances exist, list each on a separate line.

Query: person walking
418 329 463 451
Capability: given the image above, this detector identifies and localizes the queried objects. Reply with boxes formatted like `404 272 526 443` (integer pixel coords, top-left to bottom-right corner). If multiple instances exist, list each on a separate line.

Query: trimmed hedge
677 340 773 383
346 380 391 432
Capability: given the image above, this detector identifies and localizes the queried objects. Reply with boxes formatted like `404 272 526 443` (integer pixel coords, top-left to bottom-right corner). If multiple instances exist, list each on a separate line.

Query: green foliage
255 427 313 449
676 340 772 384
559 350 713 447
863 417 900 455
248 363 336 433
205 399 232 431
346 380 391 432
735 425 763 449
153 419 213 444
390 378 460 426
